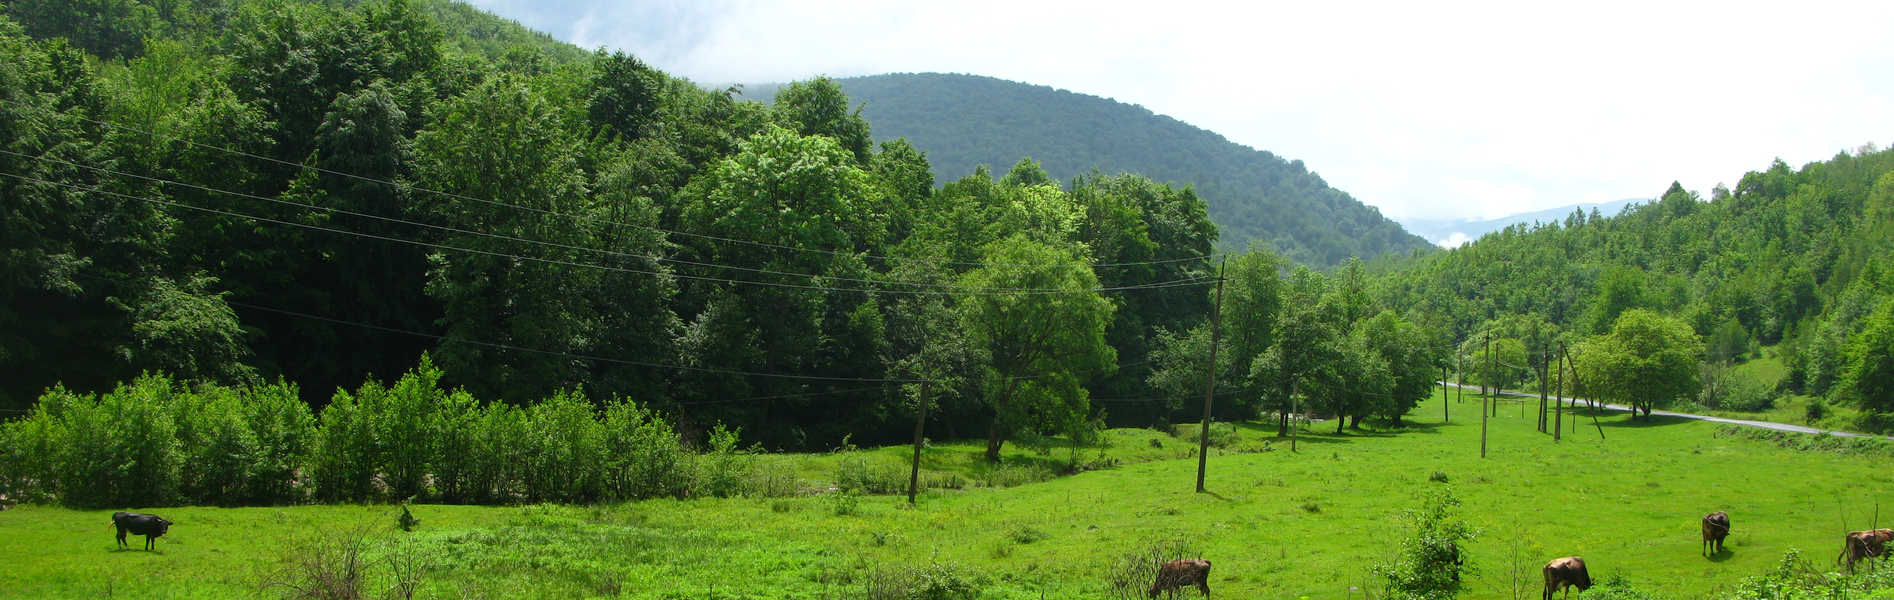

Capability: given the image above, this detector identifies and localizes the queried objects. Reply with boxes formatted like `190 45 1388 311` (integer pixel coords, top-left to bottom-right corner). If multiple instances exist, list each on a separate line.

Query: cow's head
154 518 172 537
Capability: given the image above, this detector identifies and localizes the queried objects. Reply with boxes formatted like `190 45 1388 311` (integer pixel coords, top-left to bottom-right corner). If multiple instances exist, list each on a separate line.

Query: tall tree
1576 309 1703 420
959 236 1116 462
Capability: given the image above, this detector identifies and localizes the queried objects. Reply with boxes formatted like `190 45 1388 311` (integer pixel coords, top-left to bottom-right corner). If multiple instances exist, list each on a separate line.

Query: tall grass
0 356 766 507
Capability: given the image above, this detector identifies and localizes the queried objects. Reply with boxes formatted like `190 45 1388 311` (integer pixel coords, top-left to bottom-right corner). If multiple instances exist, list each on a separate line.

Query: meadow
5 389 1891 600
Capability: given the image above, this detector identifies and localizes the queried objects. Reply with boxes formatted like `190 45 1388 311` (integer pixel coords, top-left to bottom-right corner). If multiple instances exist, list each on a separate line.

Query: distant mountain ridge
1398 198 1646 247
757 73 1432 267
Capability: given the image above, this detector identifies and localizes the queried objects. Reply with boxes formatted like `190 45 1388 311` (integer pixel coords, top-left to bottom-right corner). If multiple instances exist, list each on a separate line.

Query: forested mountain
1371 147 1894 425
756 73 1431 267
0 0 1255 451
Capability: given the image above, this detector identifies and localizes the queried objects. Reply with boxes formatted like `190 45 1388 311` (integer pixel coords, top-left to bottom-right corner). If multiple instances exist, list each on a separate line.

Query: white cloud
466 0 1894 221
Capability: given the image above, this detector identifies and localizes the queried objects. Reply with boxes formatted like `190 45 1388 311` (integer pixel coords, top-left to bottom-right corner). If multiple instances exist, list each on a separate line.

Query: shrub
521 391 605 503
600 399 691 501
1374 488 1478 599
862 563 985 600
176 386 260 506
310 383 382 503
245 380 315 505
1577 575 1662 600
1104 538 1197 600
1168 422 1240 448
835 448 909 495
973 462 1055 488
694 424 754 498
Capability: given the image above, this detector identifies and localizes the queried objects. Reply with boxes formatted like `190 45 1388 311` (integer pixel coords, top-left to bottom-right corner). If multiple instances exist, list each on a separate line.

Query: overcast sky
465 0 1893 222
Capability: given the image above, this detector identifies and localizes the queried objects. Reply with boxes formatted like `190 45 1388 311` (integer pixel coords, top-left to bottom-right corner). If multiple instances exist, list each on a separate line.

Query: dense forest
1372 147 1894 426
758 73 1432 267
0 0 1285 455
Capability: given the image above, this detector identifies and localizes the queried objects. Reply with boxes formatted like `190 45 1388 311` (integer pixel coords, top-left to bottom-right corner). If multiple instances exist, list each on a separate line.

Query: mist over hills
1397 198 1645 246
755 73 1431 267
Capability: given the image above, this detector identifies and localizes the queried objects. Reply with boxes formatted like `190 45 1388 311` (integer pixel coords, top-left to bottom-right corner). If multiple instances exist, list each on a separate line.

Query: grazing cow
1542 557 1591 600
1841 529 1894 571
112 512 172 551
1702 511 1731 556
1148 558 1211 598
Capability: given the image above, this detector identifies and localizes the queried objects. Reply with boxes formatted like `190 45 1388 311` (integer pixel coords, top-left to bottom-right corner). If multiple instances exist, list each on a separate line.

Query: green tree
1359 310 1442 427
1251 266 1340 435
414 74 601 401
771 76 872 164
1839 298 1894 417
959 236 1116 462
1576 309 1704 420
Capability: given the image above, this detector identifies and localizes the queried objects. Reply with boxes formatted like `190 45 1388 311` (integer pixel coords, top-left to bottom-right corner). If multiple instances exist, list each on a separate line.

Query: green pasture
5 389 1890 599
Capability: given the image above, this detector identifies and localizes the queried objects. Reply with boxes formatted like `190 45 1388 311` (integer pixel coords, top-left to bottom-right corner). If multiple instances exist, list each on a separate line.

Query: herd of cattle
95 508 1894 597
1143 510 1890 599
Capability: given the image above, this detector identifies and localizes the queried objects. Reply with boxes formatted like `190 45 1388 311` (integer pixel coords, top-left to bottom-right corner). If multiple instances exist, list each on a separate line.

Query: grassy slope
5 390 1889 599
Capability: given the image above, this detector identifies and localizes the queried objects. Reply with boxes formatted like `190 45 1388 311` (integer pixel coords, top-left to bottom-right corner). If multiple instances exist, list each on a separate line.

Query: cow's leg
115 526 126 550
1196 579 1209 599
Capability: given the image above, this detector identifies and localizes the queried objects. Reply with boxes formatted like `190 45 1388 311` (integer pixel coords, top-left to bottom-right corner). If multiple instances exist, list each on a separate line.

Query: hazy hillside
1398 198 1643 246
760 73 1432 267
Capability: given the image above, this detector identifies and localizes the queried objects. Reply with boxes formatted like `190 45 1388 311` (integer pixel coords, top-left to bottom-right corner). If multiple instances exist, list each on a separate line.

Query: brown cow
1701 511 1731 556
1840 529 1894 572
1148 558 1211 598
1542 557 1591 600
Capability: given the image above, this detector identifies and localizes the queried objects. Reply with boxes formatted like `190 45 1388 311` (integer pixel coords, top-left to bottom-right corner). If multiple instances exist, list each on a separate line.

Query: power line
7 98 1222 270
219 299 929 383
68 270 1166 389
1 170 1214 297
3 149 1214 292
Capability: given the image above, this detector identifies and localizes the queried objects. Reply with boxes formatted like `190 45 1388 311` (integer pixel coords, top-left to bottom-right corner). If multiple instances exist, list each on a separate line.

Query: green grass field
5 389 1889 599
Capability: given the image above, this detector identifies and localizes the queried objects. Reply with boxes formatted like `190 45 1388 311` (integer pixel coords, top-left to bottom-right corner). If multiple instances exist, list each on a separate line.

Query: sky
464 0 1894 222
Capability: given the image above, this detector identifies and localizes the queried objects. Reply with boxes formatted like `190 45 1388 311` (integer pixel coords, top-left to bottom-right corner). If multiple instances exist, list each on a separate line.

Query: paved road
1438 381 1891 439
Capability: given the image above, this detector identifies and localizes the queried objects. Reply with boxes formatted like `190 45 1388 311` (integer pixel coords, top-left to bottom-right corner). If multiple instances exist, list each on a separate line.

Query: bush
973 462 1055 488
835 447 910 495
1577 575 1662 600
1375 488 1478 599
521 391 606 503
694 425 755 498
862 563 985 600
1104 538 1197 600
1726 549 1894 599
1168 422 1240 448
0 361 759 507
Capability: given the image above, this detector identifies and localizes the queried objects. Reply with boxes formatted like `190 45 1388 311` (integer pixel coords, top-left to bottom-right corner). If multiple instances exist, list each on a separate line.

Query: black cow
112 512 172 551
1702 511 1731 556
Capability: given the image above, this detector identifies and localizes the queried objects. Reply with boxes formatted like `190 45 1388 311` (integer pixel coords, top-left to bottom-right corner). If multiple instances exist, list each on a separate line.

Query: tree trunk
1393 413 1403 427
985 419 1005 463
1278 410 1288 436
1336 414 1345 434
1349 414 1363 429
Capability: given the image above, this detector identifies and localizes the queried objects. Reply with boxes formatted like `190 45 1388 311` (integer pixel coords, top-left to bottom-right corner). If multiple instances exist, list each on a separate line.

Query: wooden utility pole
1481 335 1491 458
1291 380 1300 453
1196 260 1226 493
1442 366 1450 423
1538 347 1550 433
1559 342 1605 439
1455 347 1464 405
1553 346 1564 442
907 381 932 504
